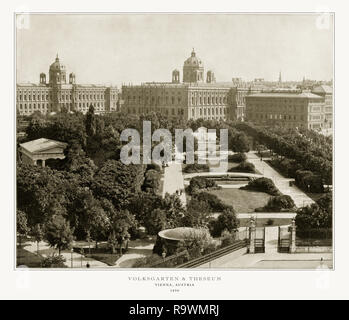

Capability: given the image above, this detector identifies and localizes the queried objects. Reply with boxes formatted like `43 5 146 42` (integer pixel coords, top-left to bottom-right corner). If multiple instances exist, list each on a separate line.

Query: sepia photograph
15 13 333 271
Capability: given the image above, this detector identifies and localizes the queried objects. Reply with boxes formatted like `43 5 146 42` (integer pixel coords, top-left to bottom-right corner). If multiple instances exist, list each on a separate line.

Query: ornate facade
16 55 120 116
122 50 237 121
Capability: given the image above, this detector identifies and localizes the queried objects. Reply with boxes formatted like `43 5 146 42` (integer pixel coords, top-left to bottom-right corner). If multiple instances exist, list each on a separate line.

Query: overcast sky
16 14 333 87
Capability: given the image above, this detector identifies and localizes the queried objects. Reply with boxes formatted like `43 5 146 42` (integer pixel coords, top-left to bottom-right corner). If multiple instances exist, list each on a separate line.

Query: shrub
241 177 281 196
256 195 296 212
41 255 67 268
295 170 324 193
269 158 303 178
187 177 218 194
229 161 255 173
210 207 239 237
183 163 210 173
192 192 227 212
228 153 247 163
132 254 163 268
220 230 236 248
202 242 219 255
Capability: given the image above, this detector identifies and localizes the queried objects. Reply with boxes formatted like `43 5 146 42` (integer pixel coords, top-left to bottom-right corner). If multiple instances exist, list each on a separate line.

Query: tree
142 169 161 194
98 198 136 254
211 207 239 237
317 193 332 214
62 141 97 183
85 105 96 137
17 209 29 247
44 215 74 255
108 209 136 255
230 132 250 153
143 208 167 235
161 193 185 228
295 203 332 230
92 160 145 210
31 224 44 255
182 198 212 228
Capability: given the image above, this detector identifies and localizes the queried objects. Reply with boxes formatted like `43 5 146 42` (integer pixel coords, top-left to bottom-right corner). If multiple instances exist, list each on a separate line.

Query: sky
16 14 334 87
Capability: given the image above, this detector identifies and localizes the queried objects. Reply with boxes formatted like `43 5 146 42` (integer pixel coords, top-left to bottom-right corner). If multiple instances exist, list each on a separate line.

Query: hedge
228 153 247 163
241 177 281 196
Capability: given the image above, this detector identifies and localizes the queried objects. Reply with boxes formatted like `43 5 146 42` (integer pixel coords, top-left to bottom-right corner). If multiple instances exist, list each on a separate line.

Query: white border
1 0 348 300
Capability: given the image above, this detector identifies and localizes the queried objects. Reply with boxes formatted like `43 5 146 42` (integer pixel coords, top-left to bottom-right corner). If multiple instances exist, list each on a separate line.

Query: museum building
16 55 120 116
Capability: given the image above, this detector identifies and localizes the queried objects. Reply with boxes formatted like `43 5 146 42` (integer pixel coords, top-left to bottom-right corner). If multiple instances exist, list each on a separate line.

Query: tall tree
44 215 74 255
17 209 29 247
85 105 96 137
31 224 44 255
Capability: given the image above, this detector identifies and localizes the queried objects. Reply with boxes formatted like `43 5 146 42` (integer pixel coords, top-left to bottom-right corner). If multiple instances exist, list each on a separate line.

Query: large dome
48 54 67 84
184 49 204 67
49 54 66 72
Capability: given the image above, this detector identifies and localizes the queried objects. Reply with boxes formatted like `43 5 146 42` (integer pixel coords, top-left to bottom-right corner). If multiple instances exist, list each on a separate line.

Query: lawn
17 246 43 268
73 246 121 266
207 189 271 213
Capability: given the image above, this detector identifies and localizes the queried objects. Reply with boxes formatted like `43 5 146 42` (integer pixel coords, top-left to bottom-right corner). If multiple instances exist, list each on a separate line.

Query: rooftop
246 92 323 99
20 138 68 154
312 85 333 94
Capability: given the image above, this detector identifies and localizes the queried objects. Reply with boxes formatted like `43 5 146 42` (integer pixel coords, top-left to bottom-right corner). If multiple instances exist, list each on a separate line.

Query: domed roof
49 54 66 71
184 49 203 67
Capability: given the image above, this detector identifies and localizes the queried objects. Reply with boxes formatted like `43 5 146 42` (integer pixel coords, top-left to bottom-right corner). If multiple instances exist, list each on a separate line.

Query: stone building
311 85 333 129
122 49 239 121
245 91 326 129
16 55 119 116
19 138 68 167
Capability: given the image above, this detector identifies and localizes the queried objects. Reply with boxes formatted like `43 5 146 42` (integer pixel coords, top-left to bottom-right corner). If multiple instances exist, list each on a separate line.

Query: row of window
18 103 49 110
249 113 306 121
193 107 226 117
249 104 308 112
17 92 118 102
17 93 49 101
126 107 184 116
191 96 227 106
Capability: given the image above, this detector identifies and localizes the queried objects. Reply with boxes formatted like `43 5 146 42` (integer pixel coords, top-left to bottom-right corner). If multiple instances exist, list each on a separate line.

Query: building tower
278 71 282 83
49 54 67 112
49 54 67 85
206 70 216 83
172 69 180 83
69 73 76 84
183 49 204 83
40 73 46 84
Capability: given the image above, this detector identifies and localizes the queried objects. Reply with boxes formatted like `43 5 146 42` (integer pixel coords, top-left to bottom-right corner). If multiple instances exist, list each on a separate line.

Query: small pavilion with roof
19 138 68 167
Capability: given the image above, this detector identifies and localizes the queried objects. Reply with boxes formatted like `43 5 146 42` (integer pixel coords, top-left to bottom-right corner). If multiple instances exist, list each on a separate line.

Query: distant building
312 85 333 129
19 138 68 167
122 49 238 121
16 55 120 116
245 91 326 130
